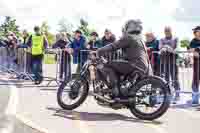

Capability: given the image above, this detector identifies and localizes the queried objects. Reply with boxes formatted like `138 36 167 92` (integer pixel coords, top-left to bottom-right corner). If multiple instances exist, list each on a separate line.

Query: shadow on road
46 107 163 125
170 101 200 111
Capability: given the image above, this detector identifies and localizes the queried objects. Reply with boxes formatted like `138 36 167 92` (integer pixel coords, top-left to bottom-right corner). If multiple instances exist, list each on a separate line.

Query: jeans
6 56 17 71
192 54 200 93
59 52 71 81
26 52 32 74
31 55 43 81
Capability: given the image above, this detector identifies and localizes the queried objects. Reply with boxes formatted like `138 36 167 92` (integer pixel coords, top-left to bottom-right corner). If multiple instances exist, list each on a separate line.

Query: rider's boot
111 80 120 98
112 86 119 98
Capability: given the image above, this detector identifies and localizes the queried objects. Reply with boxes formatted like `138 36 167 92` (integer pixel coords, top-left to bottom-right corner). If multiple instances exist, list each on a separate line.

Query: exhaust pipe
91 92 115 103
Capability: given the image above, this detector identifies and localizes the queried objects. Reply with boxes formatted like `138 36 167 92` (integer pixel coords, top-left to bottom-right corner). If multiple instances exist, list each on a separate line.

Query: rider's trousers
100 60 147 97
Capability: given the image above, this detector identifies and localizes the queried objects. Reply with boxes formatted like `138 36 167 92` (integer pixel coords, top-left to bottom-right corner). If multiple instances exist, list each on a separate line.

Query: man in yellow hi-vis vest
27 26 48 84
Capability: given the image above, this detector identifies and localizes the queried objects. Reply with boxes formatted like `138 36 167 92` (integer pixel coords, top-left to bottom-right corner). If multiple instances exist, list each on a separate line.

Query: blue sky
0 0 199 39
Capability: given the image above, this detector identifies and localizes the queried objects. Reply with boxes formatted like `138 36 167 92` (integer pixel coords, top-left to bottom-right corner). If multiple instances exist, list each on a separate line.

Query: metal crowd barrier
150 50 196 95
43 49 62 86
2 46 197 96
0 46 34 80
0 47 65 87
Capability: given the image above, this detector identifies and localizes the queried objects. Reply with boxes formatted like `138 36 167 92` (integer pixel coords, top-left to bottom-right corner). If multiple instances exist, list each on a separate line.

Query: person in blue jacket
69 30 87 73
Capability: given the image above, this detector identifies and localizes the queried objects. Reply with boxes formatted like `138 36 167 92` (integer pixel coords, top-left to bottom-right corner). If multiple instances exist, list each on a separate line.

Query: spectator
53 33 69 49
26 26 48 84
101 29 117 60
0 38 8 71
69 30 87 73
22 30 29 45
159 26 180 103
4 32 18 70
20 30 32 74
86 31 102 50
53 32 71 81
145 32 160 76
101 29 116 46
189 26 200 104
55 33 61 42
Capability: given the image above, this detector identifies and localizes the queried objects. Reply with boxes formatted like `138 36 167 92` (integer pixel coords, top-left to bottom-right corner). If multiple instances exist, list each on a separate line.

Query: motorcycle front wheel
129 76 170 121
57 78 89 110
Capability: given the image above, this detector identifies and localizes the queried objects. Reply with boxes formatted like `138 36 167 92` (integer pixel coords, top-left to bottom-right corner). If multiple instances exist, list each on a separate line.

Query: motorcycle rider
94 19 152 97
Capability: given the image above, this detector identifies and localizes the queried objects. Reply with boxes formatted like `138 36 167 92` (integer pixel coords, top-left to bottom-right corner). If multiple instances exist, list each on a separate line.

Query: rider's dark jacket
97 34 151 74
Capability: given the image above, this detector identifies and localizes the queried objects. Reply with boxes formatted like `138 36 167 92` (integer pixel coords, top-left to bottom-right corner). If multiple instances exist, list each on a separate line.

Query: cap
90 32 98 37
104 29 111 33
193 26 200 32
75 29 82 34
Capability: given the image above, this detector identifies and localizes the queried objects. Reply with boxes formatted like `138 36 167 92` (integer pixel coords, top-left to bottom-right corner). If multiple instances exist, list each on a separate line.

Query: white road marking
5 84 18 115
1 78 52 133
0 78 17 133
15 114 54 133
0 124 14 133
7 80 54 133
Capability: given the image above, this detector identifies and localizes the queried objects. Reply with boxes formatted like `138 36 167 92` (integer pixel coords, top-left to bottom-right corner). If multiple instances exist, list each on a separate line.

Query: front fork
88 65 96 81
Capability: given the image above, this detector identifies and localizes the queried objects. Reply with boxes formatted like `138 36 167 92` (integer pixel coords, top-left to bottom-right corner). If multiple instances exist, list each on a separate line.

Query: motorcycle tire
129 76 170 121
57 78 89 110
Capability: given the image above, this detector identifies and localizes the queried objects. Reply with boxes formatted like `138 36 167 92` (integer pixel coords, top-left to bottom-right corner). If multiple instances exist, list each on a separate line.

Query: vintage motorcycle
57 51 171 120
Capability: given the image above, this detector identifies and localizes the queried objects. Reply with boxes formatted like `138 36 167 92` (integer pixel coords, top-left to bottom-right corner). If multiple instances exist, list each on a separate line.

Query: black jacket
101 35 116 46
190 38 200 49
52 39 68 49
98 34 149 72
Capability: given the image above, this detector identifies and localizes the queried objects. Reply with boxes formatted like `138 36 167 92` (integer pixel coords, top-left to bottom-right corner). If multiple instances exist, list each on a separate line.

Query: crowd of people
1 22 200 104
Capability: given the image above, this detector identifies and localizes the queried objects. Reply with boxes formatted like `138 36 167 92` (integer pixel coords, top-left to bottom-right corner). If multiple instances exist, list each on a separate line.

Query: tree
41 21 50 35
58 18 74 33
180 39 190 49
0 16 20 38
78 18 93 39
40 21 55 46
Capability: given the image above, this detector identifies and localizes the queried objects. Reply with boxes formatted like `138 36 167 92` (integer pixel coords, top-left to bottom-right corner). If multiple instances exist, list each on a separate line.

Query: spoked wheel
129 76 170 120
57 78 89 110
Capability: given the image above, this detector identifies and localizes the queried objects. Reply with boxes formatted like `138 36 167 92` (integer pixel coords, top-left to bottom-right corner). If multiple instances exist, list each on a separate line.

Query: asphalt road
16 79 200 133
1 66 200 133
0 80 10 114
0 79 42 133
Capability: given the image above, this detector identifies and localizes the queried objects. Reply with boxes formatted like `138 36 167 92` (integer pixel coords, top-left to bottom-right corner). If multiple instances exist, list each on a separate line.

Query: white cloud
0 0 197 39
0 0 15 16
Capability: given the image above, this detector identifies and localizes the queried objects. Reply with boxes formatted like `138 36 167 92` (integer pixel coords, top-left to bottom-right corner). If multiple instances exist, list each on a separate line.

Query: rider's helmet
122 19 143 35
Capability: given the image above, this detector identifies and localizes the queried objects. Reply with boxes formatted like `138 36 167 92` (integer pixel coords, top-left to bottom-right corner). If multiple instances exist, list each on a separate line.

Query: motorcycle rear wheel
129 76 170 120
